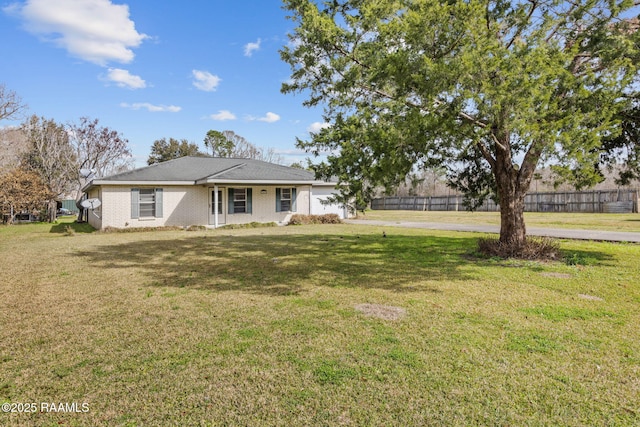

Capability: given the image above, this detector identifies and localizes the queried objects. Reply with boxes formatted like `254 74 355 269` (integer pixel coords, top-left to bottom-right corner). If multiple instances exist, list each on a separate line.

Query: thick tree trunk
483 126 541 251
493 142 529 248
47 200 57 223
498 188 527 246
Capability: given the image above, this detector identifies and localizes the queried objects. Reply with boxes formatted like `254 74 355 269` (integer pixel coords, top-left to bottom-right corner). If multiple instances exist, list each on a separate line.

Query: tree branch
506 0 539 49
518 140 545 191
475 139 496 169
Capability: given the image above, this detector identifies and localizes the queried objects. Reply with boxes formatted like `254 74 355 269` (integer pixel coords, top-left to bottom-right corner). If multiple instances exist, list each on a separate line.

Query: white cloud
307 121 331 133
105 68 146 89
244 38 261 57
120 102 181 113
249 112 280 123
192 69 221 92
210 110 236 121
6 0 148 65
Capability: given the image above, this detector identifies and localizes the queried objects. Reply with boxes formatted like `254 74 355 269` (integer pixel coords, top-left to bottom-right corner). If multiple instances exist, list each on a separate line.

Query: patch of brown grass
354 303 406 320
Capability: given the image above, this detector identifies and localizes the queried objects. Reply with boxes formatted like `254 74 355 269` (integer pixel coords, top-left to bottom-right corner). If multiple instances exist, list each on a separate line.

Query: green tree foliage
203 130 285 163
289 161 308 170
281 0 640 248
204 130 235 157
147 137 205 165
601 97 640 185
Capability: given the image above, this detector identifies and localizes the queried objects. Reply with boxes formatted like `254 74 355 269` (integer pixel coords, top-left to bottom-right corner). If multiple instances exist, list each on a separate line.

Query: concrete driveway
345 219 640 243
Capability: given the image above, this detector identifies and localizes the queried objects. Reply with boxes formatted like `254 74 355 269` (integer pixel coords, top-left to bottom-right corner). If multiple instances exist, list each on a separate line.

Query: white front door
209 188 226 225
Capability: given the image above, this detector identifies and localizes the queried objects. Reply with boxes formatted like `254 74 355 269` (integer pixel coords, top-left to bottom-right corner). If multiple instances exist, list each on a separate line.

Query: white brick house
81 157 348 230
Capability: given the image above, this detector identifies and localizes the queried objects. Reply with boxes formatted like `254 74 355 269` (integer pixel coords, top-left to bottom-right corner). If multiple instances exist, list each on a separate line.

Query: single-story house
81 156 349 230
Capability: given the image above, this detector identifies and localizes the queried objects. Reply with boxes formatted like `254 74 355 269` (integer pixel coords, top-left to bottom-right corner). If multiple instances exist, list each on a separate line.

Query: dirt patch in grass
354 303 406 320
540 272 572 279
578 294 605 301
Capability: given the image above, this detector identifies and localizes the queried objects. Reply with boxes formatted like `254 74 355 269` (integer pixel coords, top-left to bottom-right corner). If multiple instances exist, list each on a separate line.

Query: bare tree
67 117 133 222
0 85 29 173
0 127 29 171
22 115 76 222
261 147 285 165
68 117 133 180
0 84 27 122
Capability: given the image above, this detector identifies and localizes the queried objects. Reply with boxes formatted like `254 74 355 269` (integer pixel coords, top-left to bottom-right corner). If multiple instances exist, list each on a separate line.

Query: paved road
345 219 640 243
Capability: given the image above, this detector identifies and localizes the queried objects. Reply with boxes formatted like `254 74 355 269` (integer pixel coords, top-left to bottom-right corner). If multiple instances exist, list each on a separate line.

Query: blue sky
0 0 327 167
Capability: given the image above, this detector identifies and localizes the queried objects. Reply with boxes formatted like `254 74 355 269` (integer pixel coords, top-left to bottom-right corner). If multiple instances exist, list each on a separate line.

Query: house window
276 188 297 212
139 189 156 217
280 188 292 211
131 188 163 219
233 188 247 213
227 188 252 214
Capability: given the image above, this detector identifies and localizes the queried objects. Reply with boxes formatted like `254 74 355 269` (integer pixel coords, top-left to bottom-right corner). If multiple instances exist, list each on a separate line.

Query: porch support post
213 184 219 228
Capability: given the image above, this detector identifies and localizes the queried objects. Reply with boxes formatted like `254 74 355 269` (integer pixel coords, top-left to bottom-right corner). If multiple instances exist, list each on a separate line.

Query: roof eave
83 179 338 191
195 178 320 185
85 180 196 188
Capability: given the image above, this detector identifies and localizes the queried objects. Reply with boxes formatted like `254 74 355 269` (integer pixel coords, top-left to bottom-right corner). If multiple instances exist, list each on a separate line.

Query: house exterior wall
310 185 349 218
86 188 102 230
224 185 311 225
92 184 313 229
99 185 208 229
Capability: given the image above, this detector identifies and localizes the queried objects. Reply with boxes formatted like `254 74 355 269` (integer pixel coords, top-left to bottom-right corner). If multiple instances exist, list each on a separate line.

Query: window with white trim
131 188 163 219
280 188 292 212
276 187 297 212
233 188 247 213
139 188 156 217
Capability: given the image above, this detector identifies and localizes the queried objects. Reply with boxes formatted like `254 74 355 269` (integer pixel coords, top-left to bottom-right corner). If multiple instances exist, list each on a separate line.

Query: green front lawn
1 219 638 426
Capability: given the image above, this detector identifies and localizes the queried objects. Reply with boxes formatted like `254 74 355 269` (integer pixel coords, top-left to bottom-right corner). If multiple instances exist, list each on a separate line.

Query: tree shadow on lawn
77 232 481 296
50 221 95 234
560 247 617 267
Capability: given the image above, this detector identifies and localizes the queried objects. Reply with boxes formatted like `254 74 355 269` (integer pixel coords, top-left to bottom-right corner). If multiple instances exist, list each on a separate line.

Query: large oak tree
281 0 640 249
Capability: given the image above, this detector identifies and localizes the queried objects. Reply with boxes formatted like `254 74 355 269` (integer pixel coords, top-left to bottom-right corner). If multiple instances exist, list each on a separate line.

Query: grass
0 218 639 426
358 209 640 232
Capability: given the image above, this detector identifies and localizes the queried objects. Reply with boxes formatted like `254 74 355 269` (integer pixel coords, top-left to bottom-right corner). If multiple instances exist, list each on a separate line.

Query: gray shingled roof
94 156 317 183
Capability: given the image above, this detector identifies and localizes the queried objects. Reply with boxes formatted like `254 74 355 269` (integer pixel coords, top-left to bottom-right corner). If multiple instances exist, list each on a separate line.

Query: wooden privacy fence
371 189 639 213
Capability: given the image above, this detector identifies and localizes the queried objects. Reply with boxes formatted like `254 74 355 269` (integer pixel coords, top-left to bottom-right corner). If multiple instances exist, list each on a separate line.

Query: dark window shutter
131 188 139 219
247 188 252 214
228 188 234 214
276 188 281 212
155 188 163 218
